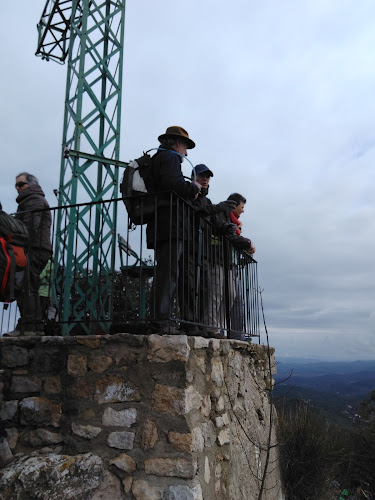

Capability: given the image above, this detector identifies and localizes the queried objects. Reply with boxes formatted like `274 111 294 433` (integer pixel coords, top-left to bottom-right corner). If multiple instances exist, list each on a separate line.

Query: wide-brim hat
158 126 195 149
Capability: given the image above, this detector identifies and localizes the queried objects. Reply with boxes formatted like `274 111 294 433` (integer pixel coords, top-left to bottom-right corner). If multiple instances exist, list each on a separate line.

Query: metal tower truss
37 0 126 335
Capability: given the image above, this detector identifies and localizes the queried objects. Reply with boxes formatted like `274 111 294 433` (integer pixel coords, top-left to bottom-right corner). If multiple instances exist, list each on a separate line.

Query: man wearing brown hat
146 126 201 334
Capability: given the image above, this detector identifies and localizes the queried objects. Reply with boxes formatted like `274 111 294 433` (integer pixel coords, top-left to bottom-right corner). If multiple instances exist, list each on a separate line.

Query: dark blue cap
192 164 214 177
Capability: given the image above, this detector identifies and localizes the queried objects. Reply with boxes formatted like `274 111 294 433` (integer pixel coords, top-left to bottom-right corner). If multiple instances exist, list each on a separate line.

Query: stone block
200 394 211 417
217 428 231 446
192 337 210 350
0 452 104 498
75 337 102 348
141 419 158 449
204 456 210 484
67 354 87 376
195 354 206 374
185 385 203 413
88 355 113 374
132 479 162 500
19 397 61 428
90 471 125 500
6 428 19 450
11 376 41 393
72 423 102 439
43 376 62 394
107 431 135 450
192 427 204 452
145 458 197 479
109 453 136 473
1 345 29 367
123 476 133 493
152 384 185 415
0 400 18 421
215 413 230 428
147 334 190 363
211 359 224 387
102 407 137 427
94 376 140 404
168 431 193 452
201 421 216 448
168 484 203 500
22 429 64 446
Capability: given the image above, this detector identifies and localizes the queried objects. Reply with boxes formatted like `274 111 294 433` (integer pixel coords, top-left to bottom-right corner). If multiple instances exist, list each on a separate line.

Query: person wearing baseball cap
178 163 237 336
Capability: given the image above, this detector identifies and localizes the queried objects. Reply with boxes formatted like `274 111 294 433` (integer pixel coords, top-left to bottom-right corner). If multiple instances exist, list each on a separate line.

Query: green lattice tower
36 0 126 335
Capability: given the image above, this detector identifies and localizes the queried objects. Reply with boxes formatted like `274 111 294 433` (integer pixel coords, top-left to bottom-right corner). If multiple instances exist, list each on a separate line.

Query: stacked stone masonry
0 333 284 499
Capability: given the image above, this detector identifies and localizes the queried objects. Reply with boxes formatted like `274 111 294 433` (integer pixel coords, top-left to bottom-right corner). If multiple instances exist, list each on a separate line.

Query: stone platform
0 333 283 499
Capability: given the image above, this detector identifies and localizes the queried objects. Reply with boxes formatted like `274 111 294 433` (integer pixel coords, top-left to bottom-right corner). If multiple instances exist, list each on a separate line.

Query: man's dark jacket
15 184 52 252
146 148 199 249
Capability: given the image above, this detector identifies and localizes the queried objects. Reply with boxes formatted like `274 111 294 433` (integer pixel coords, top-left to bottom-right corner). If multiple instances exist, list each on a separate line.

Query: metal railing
1 193 260 340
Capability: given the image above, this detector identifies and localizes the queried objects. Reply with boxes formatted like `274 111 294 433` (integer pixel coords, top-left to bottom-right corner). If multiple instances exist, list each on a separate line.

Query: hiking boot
3 329 21 337
205 328 226 339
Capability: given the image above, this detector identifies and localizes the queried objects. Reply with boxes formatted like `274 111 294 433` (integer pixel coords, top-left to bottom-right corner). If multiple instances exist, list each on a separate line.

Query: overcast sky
1 1 374 361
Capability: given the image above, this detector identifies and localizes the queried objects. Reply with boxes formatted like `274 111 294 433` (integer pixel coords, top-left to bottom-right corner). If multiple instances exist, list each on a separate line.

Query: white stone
192 427 204 452
102 407 137 427
211 359 224 387
195 355 206 374
109 453 136 473
193 337 209 349
215 413 230 428
217 428 231 446
201 421 216 448
132 479 162 500
147 334 190 363
90 471 125 500
204 456 210 484
169 484 203 500
107 431 135 450
185 385 202 413
200 394 211 417
216 396 225 411
72 423 102 439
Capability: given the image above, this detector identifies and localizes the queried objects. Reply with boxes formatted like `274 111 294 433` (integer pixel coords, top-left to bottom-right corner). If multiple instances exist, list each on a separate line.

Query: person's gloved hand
222 223 237 235
211 200 237 213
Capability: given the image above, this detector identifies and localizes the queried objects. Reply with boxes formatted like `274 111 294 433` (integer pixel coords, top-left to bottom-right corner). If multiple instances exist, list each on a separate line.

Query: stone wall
0 334 283 500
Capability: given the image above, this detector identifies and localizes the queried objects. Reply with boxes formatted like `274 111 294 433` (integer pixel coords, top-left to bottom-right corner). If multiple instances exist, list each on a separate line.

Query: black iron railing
1 193 260 340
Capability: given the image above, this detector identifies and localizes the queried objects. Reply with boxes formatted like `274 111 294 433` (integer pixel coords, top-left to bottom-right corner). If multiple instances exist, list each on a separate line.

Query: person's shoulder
153 148 179 163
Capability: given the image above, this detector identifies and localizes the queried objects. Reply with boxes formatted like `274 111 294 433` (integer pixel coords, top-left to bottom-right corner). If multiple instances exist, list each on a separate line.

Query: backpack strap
6 243 17 301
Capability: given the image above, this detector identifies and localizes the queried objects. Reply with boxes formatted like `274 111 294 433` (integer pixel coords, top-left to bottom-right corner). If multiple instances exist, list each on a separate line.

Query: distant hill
273 358 375 426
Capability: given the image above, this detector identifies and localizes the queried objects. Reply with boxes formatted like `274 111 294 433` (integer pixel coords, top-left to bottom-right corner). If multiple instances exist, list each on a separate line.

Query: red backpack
0 209 29 303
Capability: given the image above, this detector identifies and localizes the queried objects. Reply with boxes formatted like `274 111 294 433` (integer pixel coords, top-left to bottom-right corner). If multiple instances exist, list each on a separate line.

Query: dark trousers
152 239 183 326
178 245 209 328
17 248 50 332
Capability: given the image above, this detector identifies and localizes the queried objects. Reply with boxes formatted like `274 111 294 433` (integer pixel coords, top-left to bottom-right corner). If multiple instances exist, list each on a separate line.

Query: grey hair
16 172 39 186
159 137 178 148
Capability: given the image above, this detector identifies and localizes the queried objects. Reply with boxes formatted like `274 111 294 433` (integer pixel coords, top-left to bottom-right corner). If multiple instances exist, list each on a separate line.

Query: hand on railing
192 181 202 198
222 222 238 235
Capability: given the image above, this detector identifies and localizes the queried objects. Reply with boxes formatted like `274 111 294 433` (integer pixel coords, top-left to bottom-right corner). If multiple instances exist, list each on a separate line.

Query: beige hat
158 126 195 149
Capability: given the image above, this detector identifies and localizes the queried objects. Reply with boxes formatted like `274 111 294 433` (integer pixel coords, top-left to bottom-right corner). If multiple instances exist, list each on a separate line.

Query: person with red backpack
6 173 52 337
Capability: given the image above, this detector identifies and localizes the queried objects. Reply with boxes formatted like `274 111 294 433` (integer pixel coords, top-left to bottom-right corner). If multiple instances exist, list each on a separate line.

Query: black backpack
120 151 156 225
0 210 29 303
